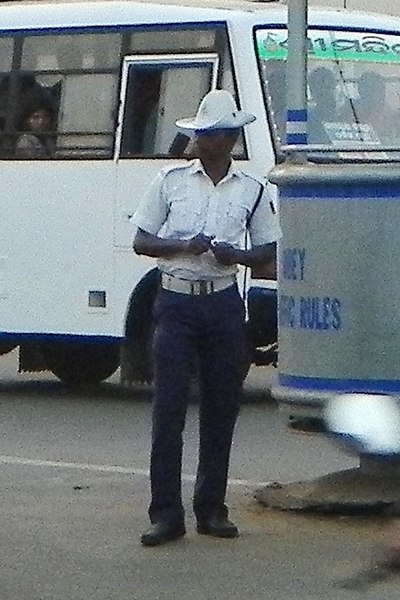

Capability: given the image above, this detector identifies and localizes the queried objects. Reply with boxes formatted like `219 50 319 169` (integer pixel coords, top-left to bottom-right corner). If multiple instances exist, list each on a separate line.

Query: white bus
0 0 400 385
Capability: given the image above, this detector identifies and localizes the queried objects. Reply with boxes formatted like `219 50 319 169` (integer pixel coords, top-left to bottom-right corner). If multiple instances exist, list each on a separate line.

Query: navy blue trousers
149 284 246 524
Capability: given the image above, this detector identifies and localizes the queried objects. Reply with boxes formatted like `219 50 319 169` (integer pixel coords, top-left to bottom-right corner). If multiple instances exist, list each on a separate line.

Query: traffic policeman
132 89 282 546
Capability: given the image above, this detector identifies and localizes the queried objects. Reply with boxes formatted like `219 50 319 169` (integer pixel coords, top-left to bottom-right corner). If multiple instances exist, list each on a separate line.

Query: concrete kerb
255 449 400 515
260 379 400 514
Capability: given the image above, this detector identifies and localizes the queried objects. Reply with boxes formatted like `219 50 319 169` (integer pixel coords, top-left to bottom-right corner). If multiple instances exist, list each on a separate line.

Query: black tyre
42 342 120 385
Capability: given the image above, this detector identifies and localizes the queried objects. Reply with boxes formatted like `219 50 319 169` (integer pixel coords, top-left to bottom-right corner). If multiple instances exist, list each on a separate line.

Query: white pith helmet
175 89 256 132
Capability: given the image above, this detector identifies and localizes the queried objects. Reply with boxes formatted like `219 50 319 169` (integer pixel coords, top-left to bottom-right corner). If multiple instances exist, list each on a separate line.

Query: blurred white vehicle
324 394 400 455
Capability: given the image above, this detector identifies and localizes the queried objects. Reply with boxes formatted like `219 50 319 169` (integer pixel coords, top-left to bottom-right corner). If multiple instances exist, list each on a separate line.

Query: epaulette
241 171 264 190
160 162 193 179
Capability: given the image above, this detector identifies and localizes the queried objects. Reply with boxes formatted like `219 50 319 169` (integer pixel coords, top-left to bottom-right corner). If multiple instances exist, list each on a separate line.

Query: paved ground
0 350 399 599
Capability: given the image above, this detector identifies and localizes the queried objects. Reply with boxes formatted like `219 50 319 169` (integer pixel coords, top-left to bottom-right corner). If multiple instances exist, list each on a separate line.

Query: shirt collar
189 158 240 182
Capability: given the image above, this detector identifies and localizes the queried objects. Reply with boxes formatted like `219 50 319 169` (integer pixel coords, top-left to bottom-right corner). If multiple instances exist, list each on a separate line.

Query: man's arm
133 228 212 258
211 242 276 269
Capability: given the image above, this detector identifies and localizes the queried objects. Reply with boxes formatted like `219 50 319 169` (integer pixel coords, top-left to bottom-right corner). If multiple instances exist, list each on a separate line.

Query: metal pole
286 0 308 160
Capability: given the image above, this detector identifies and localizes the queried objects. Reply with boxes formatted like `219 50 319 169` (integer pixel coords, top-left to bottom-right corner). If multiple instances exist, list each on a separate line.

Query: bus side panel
113 158 180 338
0 161 119 338
227 20 276 180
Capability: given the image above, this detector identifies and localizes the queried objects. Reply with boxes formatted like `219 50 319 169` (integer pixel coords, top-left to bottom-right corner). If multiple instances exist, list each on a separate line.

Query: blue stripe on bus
0 20 398 39
286 133 308 145
0 332 122 345
6 21 398 40
287 109 307 122
279 374 400 394
0 21 226 37
281 182 400 199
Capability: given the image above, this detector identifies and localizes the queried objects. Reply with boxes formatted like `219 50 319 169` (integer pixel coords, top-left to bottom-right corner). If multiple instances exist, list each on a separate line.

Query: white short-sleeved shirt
132 159 282 280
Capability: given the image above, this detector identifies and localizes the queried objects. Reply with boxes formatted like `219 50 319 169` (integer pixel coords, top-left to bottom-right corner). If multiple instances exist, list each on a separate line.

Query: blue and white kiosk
272 161 400 413
258 0 400 512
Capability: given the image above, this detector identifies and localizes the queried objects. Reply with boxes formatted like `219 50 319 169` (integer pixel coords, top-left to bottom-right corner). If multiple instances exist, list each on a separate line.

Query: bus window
349 70 399 145
0 37 12 71
55 73 118 157
255 28 400 158
308 66 338 144
0 24 245 160
260 60 286 146
23 33 122 158
0 24 244 160
117 25 246 159
117 54 219 158
129 28 216 53
219 50 246 159
0 34 13 147
117 52 247 160
119 68 162 156
1 32 123 159
0 71 51 157
21 33 121 70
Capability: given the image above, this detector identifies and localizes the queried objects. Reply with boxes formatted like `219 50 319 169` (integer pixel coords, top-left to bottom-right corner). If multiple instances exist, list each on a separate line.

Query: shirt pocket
166 193 203 238
216 202 249 245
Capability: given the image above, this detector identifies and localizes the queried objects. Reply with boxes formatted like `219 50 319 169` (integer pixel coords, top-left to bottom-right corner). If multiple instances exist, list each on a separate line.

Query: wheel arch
121 267 161 384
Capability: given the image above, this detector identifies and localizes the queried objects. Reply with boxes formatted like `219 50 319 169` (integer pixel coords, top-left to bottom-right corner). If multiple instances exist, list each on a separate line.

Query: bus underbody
8 273 278 386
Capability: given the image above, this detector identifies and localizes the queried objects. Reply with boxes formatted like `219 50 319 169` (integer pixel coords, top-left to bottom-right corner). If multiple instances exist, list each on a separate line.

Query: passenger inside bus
121 70 162 155
15 102 56 158
308 67 338 144
0 74 43 155
352 71 396 144
0 72 57 157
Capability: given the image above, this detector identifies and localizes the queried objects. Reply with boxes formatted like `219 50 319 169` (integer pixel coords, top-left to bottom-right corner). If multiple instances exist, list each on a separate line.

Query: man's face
194 129 240 161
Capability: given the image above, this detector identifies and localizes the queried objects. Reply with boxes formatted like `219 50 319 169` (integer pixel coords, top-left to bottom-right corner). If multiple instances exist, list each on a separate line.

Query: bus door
113 53 219 249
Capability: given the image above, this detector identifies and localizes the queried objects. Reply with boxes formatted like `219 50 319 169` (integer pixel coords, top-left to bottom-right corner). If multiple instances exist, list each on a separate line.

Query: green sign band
257 30 400 64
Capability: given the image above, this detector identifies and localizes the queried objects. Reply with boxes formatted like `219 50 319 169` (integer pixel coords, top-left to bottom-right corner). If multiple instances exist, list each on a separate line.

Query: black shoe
197 515 239 538
141 521 186 547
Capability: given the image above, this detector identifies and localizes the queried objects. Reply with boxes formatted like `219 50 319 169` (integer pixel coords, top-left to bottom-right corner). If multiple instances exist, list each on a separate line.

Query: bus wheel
42 342 120 386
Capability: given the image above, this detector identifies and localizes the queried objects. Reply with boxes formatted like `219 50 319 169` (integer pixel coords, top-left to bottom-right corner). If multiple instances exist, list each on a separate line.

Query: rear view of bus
0 0 398 386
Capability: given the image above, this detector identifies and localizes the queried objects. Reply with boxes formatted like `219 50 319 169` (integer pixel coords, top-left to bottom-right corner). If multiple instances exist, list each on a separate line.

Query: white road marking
0 454 267 488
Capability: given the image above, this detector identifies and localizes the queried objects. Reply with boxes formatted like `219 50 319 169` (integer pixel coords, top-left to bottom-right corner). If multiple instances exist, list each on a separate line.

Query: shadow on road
0 366 275 405
0 349 277 403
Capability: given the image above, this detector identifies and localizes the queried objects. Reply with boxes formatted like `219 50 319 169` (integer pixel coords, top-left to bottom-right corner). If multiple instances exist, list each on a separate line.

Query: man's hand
134 229 212 259
185 234 213 255
211 242 239 266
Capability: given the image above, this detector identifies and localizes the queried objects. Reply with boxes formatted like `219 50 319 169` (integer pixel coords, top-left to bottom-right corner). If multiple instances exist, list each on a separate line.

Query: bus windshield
256 28 400 157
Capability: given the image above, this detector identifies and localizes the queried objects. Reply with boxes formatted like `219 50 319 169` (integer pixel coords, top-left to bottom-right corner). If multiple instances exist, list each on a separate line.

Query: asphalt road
0 350 398 599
